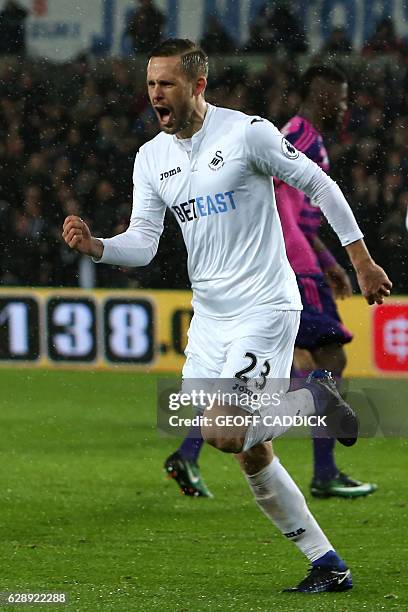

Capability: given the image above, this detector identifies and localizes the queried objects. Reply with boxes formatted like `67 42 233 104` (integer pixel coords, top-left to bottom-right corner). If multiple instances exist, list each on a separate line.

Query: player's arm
344 240 391 305
62 151 166 267
245 119 392 305
312 236 352 299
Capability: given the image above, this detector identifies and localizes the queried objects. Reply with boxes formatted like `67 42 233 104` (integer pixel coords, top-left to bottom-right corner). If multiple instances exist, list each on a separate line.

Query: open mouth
155 106 172 126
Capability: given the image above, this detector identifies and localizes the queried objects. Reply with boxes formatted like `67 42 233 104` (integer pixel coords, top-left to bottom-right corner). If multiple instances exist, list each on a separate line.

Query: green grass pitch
0 369 407 611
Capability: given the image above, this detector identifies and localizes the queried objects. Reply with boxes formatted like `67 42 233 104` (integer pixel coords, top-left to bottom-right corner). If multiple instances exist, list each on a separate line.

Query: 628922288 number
0 592 67 605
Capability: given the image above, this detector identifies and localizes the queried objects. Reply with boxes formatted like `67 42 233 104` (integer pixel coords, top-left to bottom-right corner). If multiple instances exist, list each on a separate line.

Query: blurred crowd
0 3 407 292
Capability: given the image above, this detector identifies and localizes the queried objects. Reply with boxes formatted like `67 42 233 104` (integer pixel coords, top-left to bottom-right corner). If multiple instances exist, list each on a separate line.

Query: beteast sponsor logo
172 190 237 223
160 167 181 181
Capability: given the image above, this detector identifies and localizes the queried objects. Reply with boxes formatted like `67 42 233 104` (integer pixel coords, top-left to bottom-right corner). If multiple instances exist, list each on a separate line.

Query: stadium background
0 0 407 375
0 1 408 610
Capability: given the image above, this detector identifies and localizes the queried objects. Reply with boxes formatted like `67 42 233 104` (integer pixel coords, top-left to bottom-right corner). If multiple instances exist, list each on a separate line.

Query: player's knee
337 347 347 373
315 343 347 374
202 430 245 454
327 344 347 374
236 441 274 473
201 408 247 453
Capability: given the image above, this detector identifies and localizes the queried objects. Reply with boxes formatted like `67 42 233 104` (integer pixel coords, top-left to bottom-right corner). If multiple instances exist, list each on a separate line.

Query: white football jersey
99 104 363 319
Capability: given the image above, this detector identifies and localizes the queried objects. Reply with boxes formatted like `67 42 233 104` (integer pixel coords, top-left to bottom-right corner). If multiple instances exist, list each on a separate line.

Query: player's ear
194 76 207 97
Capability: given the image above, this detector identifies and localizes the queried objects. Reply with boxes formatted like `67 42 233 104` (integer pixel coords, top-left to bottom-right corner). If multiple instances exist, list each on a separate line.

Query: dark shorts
295 274 353 351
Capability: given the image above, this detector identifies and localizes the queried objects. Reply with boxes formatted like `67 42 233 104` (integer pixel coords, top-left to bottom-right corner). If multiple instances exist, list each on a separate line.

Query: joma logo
284 527 306 539
160 167 181 181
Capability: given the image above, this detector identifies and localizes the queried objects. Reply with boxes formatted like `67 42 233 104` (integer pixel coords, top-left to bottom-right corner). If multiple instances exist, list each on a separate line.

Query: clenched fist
62 216 103 259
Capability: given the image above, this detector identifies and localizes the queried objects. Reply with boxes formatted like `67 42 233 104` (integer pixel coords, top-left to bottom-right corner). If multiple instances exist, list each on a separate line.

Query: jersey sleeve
97 150 166 267
130 149 167 225
245 118 363 247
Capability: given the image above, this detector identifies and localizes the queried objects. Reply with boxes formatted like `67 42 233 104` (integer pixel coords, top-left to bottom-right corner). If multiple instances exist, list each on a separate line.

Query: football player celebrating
165 65 378 501
63 39 391 593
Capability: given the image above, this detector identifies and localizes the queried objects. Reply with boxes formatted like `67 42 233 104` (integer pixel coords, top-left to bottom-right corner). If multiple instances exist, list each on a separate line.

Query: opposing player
275 65 377 498
62 39 392 593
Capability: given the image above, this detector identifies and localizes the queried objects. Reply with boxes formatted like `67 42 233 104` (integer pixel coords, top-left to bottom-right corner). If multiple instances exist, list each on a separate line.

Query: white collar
173 103 215 149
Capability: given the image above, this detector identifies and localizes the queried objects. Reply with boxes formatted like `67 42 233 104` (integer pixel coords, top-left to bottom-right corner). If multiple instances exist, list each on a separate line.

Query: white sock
245 457 332 562
243 389 314 451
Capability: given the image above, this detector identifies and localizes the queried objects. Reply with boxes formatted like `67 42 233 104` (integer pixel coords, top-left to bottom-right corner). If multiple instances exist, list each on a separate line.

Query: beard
160 100 195 136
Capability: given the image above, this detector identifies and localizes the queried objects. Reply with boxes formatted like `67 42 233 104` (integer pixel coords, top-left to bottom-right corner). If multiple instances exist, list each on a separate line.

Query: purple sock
313 437 338 482
178 425 204 462
313 372 343 481
292 366 339 482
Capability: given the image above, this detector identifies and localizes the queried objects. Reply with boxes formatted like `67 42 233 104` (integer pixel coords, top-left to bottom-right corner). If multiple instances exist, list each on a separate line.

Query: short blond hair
149 38 209 80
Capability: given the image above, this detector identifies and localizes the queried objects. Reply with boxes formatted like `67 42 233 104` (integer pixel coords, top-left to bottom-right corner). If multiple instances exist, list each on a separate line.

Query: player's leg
310 343 377 498
201 311 358 453
164 355 214 497
176 426 204 471
313 342 346 375
295 273 377 497
236 442 352 592
237 441 333 561
164 314 223 498
293 346 339 490
295 274 375 497
199 309 354 592
200 310 312 452
164 413 212 498
227 317 352 594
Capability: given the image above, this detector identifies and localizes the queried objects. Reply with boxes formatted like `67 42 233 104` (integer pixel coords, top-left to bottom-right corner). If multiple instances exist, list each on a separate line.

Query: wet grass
0 370 406 611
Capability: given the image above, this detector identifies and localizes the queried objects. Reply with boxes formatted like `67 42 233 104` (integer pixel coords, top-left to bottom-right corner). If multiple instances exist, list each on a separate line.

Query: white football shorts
182 309 300 412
